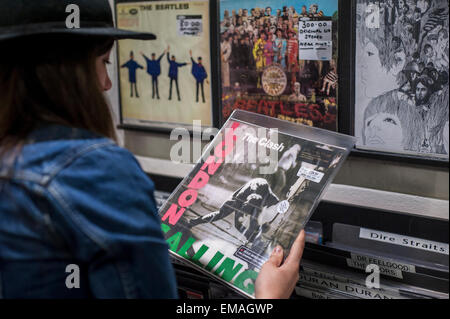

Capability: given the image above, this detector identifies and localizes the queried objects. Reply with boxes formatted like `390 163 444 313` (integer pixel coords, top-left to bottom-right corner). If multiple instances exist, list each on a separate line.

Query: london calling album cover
158 110 355 298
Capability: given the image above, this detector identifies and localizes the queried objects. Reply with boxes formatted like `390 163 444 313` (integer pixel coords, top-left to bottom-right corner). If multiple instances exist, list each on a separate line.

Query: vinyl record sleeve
219 0 340 131
116 0 213 130
353 0 449 159
158 110 355 298
298 273 409 299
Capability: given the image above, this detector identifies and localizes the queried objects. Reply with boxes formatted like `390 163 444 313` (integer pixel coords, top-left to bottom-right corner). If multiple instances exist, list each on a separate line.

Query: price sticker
297 167 324 183
177 15 203 36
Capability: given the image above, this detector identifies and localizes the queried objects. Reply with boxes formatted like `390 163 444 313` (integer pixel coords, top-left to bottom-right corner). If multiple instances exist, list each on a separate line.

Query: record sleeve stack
293 223 449 299
156 191 449 300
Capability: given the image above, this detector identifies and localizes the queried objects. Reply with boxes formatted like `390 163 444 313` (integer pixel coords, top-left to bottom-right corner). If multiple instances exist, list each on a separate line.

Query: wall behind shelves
122 130 449 201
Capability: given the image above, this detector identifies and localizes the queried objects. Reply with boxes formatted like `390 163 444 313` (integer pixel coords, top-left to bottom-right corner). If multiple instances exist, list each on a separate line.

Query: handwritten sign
298 20 333 61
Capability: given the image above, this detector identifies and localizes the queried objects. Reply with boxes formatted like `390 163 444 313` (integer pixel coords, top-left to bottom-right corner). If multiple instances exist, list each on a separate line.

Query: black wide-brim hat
0 0 156 42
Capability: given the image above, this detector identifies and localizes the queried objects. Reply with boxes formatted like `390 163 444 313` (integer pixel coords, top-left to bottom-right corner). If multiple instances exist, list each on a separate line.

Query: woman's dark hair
0 35 116 155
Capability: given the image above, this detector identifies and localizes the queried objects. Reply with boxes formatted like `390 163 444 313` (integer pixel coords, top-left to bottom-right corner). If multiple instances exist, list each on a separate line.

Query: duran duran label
295 286 339 299
359 228 449 256
299 266 407 299
298 273 404 299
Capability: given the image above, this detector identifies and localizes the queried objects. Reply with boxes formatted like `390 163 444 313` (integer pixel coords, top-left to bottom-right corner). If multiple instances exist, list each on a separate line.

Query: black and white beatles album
158 109 355 298
354 0 449 159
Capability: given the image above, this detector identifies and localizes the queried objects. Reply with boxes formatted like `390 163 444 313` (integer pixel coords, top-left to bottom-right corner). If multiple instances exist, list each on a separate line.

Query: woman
0 0 305 299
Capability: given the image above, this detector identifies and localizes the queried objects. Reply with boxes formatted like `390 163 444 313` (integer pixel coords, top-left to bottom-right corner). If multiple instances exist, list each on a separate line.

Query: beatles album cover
219 0 339 131
354 0 449 158
116 0 213 129
158 110 355 298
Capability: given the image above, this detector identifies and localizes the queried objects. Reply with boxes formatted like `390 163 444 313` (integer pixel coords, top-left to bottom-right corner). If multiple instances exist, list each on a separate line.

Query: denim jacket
0 125 178 299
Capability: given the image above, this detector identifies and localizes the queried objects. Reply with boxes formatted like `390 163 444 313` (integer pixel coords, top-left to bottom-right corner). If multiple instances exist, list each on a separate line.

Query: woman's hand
255 230 305 299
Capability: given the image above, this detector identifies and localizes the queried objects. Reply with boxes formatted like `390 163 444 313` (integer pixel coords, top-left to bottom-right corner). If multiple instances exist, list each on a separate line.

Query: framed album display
347 0 449 163
115 0 219 132
217 0 342 132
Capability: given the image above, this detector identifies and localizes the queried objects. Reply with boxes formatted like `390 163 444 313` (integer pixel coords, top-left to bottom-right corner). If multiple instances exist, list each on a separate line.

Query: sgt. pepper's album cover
116 0 213 129
219 0 339 131
158 110 355 298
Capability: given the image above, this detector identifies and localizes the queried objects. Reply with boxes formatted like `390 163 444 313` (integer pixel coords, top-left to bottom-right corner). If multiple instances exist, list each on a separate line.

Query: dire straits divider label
359 228 449 256
300 266 406 299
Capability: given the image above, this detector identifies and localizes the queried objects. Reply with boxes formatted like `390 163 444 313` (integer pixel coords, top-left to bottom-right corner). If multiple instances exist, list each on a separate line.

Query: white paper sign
177 15 203 36
298 20 332 61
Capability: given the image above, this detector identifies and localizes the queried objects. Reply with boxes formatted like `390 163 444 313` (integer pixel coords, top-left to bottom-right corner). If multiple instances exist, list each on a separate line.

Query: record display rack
146 158 449 300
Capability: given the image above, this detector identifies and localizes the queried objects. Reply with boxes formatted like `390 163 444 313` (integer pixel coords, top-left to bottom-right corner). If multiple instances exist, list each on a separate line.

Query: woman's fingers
284 230 306 268
267 245 284 267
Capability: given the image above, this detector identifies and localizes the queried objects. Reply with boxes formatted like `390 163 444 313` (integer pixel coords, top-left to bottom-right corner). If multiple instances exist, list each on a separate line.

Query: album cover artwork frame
216 0 349 133
344 0 449 165
115 0 220 133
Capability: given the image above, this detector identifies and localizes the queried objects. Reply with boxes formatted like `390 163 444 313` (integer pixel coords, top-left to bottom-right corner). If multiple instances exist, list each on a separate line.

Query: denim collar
26 123 104 144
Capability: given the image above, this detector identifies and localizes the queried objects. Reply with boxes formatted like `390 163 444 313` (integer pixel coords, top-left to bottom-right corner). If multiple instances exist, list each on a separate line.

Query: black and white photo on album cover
160 119 346 270
354 0 449 159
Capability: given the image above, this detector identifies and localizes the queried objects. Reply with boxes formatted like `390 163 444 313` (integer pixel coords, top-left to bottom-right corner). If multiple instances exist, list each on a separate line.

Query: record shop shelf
136 156 449 221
